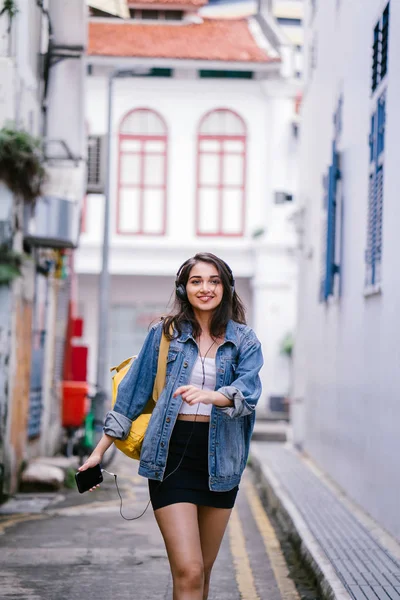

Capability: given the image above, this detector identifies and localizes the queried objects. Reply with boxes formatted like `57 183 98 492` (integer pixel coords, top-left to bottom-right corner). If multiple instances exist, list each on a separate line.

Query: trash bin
61 381 89 428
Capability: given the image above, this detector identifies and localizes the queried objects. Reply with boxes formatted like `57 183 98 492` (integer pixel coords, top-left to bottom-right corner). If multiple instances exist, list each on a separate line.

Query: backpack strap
152 329 170 402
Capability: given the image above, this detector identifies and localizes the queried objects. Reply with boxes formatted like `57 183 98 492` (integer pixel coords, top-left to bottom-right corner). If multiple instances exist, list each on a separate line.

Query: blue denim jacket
103 319 263 491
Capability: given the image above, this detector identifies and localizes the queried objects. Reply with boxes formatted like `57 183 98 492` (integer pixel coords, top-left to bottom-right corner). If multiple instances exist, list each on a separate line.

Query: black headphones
175 258 235 301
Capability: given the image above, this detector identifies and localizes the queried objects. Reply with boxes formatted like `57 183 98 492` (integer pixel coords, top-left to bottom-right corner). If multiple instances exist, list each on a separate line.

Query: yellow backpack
110 331 170 460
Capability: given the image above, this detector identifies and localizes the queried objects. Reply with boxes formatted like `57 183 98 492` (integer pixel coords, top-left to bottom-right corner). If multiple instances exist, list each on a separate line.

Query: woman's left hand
173 386 232 407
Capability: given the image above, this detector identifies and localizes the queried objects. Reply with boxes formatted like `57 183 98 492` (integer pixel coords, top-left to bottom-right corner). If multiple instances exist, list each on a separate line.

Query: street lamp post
94 68 134 443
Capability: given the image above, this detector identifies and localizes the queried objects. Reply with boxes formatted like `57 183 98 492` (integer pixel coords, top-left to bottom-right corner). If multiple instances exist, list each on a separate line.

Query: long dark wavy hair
162 253 246 340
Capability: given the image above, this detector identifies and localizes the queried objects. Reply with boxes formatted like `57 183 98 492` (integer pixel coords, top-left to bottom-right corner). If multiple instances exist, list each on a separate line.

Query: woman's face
185 261 224 314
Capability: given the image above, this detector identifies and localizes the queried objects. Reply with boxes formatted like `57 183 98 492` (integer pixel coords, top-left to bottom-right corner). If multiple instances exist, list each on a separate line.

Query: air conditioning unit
24 160 85 249
87 135 106 194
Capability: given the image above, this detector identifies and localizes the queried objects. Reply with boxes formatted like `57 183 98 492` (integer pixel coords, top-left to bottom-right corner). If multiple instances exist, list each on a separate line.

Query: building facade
76 0 301 417
0 0 86 495
292 0 400 540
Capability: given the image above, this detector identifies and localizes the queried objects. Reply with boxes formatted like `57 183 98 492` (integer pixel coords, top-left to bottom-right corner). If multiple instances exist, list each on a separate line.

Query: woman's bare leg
154 503 204 600
197 506 232 600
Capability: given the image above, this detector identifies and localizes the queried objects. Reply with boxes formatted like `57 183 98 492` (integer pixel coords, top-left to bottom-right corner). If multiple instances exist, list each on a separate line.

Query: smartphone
75 464 103 494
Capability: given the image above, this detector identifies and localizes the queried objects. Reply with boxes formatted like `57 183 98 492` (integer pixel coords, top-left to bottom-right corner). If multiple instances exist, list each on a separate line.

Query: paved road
0 451 299 600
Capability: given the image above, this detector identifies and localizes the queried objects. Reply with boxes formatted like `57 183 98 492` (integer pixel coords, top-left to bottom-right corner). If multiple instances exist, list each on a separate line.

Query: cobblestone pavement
0 451 299 600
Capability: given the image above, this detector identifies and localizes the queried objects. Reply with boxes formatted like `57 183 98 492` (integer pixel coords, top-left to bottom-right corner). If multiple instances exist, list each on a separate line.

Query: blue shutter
28 274 49 438
321 143 340 301
381 3 390 80
369 112 376 163
28 334 45 438
366 93 385 287
319 173 329 302
371 22 380 93
377 93 386 156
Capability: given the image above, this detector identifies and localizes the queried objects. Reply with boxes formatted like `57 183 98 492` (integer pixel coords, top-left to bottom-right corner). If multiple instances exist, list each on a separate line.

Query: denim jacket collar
177 319 238 348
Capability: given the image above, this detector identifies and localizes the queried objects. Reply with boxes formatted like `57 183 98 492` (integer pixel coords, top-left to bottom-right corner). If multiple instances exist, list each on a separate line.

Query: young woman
79 252 263 600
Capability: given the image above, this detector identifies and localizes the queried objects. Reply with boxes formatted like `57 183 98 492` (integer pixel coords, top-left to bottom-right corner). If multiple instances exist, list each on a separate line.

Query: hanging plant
0 1 19 33
280 332 294 358
0 244 23 285
0 126 46 203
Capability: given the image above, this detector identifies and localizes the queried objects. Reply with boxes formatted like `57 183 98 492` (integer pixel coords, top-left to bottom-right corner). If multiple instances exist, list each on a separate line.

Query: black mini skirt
148 420 239 511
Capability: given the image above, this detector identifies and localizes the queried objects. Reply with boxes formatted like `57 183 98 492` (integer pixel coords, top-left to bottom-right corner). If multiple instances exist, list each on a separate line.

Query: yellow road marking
244 480 300 600
229 507 260 600
0 514 46 536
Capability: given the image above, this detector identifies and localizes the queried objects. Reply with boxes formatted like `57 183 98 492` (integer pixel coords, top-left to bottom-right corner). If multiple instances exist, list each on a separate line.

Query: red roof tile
88 20 279 63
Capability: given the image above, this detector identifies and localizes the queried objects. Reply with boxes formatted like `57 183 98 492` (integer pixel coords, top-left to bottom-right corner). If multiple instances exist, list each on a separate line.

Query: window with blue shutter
365 1 388 291
320 95 343 304
371 22 380 94
320 143 340 301
369 112 376 163
371 2 390 94
381 3 390 79
377 93 386 155
366 92 386 288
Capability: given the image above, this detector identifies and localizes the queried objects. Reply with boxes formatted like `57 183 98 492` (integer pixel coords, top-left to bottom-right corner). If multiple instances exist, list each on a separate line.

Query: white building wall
0 0 42 132
293 0 400 540
1 0 87 469
76 71 299 416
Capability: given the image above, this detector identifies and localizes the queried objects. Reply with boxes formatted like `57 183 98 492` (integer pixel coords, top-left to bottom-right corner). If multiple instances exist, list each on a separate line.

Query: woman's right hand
78 453 103 492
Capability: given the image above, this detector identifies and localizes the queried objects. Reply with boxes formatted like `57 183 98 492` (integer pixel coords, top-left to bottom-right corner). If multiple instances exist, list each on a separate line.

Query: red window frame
81 195 87 233
196 108 247 237
117 108 168 236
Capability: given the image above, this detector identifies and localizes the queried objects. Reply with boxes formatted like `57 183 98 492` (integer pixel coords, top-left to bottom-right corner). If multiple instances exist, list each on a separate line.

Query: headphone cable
103 340 215 521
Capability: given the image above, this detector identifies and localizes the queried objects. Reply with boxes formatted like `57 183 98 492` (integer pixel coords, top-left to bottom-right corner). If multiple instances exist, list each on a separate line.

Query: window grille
365 92 386 288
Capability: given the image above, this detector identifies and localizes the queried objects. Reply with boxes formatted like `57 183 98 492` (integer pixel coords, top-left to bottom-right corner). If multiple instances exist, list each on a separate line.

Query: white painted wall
76 70 299 415
0 0 42 133
293 0 400 540
83 76 269 242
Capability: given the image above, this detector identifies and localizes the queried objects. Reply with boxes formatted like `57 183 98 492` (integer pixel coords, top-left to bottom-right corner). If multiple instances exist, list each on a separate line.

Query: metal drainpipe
93 70 115 443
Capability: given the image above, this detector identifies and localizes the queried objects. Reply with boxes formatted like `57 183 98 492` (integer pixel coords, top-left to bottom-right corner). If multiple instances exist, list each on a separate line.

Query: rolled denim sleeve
103 321 163 439
103 410 133 440
217 331 263 419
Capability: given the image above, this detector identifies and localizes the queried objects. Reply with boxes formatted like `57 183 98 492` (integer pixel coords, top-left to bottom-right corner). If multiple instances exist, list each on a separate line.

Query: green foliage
64 467 77 489
1 1 18 17
252 227 265 238
0 126 46 202
280 332 294 358
0 1 19 32
0 244 23 284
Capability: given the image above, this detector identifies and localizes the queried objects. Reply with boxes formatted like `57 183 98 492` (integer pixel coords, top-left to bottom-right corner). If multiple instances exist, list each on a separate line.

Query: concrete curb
250 445 350 600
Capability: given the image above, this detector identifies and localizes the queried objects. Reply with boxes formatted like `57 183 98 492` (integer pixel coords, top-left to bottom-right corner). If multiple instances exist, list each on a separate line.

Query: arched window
117 108 167 235
196 109 246 236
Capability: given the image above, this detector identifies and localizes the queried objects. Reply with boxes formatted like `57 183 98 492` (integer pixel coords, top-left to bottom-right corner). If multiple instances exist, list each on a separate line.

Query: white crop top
178 356 216 416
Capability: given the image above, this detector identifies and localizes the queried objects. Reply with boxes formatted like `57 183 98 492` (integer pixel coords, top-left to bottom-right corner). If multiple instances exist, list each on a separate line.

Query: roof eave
86 54 281 72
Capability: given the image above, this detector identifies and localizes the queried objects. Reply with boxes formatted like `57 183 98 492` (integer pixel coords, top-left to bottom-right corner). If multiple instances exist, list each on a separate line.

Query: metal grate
87 135 104 193
259 445 400 600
